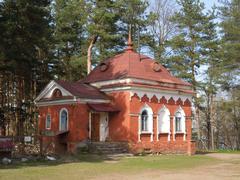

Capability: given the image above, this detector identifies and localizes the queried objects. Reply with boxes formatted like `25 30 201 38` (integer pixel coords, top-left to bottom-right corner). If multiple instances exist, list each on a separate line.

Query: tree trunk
210 93 214 150
191 64 201 141
87 35 98 74
232 90 240 149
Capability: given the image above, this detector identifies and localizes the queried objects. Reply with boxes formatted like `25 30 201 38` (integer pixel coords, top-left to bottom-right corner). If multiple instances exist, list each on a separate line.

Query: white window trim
138 104 153 142
175 116 182 133
173 106 186 141
59 108 69 131
157 105 170 141
45 114 51 130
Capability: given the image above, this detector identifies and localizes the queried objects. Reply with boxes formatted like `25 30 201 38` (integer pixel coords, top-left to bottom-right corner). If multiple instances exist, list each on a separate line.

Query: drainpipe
88 112 91 139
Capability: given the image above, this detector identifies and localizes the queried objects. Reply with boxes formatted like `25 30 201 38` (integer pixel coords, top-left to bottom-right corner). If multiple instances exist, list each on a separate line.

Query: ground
0 153 240 180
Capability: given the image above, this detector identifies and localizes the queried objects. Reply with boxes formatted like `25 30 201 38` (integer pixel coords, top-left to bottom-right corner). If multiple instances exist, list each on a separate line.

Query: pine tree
54 0 149 78
219 0 240 149
0 0 53 136
167 0 219 148
54 0 88 80
219 0 240 90
86 0 150 73
116 0 149 51
168 0 208 89
86 0 122 74
201 9 221 150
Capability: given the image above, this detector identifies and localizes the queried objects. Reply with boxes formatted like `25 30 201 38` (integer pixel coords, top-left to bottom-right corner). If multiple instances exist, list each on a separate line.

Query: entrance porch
88 103 119 142
90 112 109 142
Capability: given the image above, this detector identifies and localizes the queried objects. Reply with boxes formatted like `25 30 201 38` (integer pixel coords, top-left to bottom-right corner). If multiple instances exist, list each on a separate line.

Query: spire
125 25 133 51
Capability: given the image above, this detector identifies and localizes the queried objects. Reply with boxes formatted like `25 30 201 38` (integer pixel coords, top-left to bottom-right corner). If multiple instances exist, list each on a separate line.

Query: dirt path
205 153 240 160
93 153 240 180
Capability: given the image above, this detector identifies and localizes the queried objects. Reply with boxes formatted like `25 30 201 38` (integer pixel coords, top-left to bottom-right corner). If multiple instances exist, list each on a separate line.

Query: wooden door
91 113 100 141
100 112 109 142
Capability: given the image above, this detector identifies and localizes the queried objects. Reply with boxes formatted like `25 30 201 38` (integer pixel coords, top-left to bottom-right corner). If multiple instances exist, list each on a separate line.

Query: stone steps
89 142 129 154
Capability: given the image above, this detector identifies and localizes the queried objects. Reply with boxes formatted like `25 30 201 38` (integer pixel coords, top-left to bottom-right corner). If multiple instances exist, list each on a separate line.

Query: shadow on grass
0 153 116 170
195 151 215 155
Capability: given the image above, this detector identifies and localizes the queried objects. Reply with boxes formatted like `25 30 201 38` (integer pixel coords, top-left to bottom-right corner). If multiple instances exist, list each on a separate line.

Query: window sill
140 131 152 134
175 132 185 134
56 130 69 135
158 132 170 134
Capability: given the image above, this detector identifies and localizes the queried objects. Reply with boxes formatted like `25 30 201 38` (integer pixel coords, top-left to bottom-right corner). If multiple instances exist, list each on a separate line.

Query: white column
183 116 186 141
173 117 176 141
168 115 171 141
150 114 153 142
138 115 141 142
156 114 159 141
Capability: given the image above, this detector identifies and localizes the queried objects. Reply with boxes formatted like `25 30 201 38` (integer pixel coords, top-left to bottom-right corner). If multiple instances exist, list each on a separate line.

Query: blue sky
202 0 220 9
149 0 220 10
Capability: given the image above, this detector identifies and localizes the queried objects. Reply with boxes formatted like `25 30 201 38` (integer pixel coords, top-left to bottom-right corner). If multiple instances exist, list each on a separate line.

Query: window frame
59 108 68 131
45 114 51 130
174 107 186 134
141 110 149 132
52 88 62 98
175 116 182 132
139 104 153 134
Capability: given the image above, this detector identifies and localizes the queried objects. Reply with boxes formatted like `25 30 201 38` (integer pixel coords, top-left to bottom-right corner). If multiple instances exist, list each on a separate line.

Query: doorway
100 112 109 142
90 112 109 142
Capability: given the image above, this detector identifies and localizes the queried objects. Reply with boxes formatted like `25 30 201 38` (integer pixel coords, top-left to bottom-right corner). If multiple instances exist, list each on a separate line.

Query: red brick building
35 37 196 155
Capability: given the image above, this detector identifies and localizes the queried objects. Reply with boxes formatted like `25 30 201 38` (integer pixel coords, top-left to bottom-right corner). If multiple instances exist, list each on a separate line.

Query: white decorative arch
139 103 153 115
59 108 69 131
138 103 153 142
130 89 192 103
157 105 170 141
173 106 186 141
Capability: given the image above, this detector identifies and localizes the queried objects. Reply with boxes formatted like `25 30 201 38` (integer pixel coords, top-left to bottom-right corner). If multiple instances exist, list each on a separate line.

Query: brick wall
38 91 195 155
128 93 195 155
107 91 130 142
38 103 89 154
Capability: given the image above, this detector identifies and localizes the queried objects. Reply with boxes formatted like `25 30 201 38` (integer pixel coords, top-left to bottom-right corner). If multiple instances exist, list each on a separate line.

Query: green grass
0 154 219 180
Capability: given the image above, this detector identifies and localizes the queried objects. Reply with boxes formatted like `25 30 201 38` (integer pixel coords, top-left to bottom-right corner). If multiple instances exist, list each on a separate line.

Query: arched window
52 88 62 98
59 108 68 131
141 110 148 131
139 104 153 133
174 107 186 134
158 106 170 133
46 114 51 129
175 112 182 132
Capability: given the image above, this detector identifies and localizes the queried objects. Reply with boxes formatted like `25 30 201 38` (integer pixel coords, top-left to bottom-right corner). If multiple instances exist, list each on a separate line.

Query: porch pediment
35 80 111 106
35 80 74 102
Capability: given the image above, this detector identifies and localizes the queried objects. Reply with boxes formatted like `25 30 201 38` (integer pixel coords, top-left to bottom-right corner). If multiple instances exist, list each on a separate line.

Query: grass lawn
0 154 219 180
